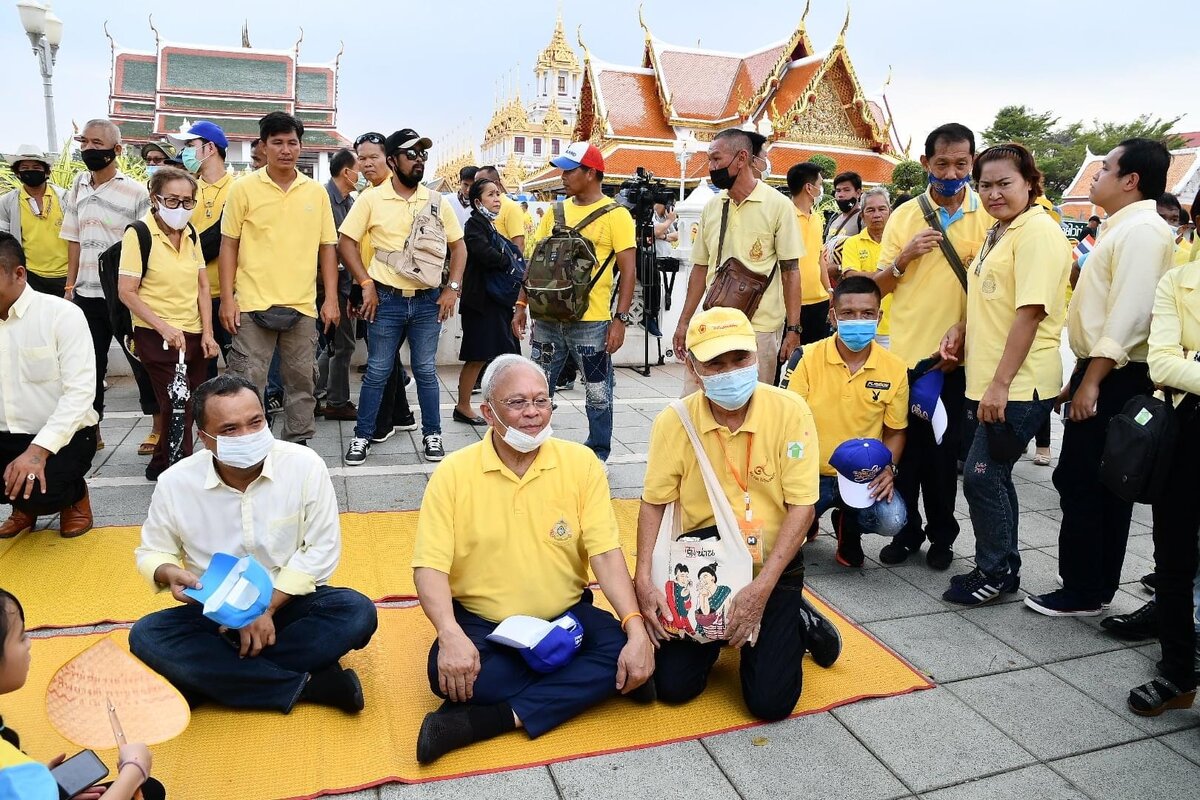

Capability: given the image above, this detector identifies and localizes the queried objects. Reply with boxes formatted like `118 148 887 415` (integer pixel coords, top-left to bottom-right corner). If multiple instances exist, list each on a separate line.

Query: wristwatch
784 323 803 334
614 311 634 325
447 280 462 293
889 262 905 279
888 463 899 476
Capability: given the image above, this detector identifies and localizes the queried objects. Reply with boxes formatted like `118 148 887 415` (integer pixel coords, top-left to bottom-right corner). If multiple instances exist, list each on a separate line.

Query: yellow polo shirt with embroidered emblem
795 206 828 305
118 214 204 333
339 180 464 292
18 186 68 278
692 181 804 333
966 205 1070 401
784 336 909 476
878 187 991 367
495 195 526 242
642 385 819 560
840 229 893 337
531 197 636 323
221 169 337 316
195 172 232 298
413 434 620 622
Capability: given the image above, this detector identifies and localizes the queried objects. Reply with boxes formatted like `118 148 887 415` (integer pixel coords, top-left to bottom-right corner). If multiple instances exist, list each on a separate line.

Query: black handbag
249 305 303 332
1099 391 1189 504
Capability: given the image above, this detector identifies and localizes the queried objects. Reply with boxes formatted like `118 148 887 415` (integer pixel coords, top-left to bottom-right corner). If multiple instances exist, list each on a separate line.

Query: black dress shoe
1100 600 1157 640
452 409 487 426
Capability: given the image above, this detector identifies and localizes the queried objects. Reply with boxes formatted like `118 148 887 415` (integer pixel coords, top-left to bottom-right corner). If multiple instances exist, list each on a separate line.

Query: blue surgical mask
354 175 369 192
698 364 758 411
929 174 971 197
836 318 878 352
180 146 205 175
145 165 161 178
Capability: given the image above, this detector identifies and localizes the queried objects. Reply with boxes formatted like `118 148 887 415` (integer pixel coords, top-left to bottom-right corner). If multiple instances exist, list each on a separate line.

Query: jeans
128 586 377 712
355 287 442 439
894 367 966 551
815 475 907 536
267 349 284 399
1054 361 1153 605
963 397 1054 577
0 426 95 515
74 294 159 418
316 277 355 407
532 320 614 460
226 313 319 442
425 591 625 737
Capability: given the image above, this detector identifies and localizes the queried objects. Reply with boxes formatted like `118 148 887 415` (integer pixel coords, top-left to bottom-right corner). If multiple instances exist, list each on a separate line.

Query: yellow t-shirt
118 214 205 333
839 228 893 336
692 181 804 333
338 181 465 292
412 434 621 622
1174 239 1195 267
642 386 820 561
194 172 232 298
795 206 828 305
531 197 637 323
965 205 1070 401
221 169 337 317
18 186 68 278
496 195 526 242
878 188 992 367
784 336 909 476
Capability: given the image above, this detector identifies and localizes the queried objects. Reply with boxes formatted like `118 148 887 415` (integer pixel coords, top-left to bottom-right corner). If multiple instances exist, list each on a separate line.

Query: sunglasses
354 132 385 148
395 148 428 162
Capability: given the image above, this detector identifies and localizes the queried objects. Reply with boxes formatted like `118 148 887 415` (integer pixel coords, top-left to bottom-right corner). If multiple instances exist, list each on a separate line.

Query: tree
807 154 837 181
887 159 926 197
982 105 1058 148
0 139 148 194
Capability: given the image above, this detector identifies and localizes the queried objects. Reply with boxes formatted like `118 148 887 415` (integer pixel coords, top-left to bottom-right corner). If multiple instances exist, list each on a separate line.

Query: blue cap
181 552 273 629
829 438 892 509
166 120 229 150
909 370 948 444
522 612 584 673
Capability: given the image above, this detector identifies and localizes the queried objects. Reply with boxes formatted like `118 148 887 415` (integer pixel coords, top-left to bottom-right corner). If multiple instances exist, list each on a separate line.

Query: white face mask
494 416 553 454
203 424 275 468
812 184 824 204
157 204 194 231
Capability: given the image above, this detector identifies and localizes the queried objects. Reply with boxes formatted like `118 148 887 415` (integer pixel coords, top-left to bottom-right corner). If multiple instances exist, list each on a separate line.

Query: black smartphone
51 749 109 799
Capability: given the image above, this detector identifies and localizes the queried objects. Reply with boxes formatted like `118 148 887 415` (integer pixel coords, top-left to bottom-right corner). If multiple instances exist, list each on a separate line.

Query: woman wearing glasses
117 167 219 481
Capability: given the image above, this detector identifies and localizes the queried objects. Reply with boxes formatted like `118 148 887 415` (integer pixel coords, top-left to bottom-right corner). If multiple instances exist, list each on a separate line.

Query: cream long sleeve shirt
0 286 98 453
135 441 341 597
1066 199 1175 367
1148 259 1200 403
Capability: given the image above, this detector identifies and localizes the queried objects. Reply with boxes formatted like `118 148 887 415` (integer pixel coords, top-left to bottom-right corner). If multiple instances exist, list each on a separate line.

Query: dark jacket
462 211 514 312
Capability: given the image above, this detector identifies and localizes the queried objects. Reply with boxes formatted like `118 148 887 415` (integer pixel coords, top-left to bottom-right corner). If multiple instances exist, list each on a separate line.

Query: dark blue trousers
426 591 625 737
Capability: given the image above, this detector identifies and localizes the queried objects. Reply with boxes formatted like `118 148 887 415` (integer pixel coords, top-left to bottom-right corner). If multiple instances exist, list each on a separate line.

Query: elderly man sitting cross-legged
412 354 655 764
129 374 378 714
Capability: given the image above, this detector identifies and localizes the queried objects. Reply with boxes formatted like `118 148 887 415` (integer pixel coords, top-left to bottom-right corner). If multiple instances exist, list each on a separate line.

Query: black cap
384 129 433 156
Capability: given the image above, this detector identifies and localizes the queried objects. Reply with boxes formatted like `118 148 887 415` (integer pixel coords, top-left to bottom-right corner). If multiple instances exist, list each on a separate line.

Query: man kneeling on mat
129 375 378 713
412 354 655 763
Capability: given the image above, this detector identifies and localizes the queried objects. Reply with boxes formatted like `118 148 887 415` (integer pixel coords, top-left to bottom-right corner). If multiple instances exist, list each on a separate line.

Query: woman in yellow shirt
117 167 218 481
938 144 1070 606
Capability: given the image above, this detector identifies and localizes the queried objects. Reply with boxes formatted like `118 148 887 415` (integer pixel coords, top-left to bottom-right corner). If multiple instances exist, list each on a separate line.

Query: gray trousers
316 291 355 407
227 312 318 442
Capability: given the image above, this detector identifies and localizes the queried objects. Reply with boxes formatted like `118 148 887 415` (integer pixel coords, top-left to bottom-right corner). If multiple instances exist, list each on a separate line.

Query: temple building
525 6 900 194
105 22 350 177
1060 146 1199 219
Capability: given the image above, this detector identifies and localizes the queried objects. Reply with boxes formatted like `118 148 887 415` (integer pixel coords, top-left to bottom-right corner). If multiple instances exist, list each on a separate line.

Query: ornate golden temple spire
837 5 851 47
536 10 581 73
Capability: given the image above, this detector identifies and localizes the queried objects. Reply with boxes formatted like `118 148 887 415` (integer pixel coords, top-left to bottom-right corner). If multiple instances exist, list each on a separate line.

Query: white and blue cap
829 438 892 509
182 552 274 629
485 612 584 674
909 369 948 445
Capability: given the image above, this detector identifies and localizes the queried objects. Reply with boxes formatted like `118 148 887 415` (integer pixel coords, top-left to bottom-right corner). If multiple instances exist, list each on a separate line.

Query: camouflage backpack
525 200 619 322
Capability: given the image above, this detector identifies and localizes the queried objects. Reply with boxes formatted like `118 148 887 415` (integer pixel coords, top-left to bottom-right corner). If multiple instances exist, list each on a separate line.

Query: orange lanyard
714 431 753 521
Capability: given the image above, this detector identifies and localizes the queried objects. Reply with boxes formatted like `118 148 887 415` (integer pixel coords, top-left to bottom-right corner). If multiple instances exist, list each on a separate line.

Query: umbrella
166 344 190 465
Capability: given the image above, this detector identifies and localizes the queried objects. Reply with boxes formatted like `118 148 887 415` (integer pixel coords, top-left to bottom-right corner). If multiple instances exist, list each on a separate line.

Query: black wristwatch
614 311 634 325
784 323 803 334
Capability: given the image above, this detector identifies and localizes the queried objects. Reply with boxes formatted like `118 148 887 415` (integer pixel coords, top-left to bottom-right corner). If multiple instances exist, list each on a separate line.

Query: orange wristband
515 299 528 307
620 611 643 631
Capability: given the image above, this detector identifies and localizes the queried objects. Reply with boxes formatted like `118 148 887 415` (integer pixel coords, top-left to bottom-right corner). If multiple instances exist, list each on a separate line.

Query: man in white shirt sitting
129 374 378 713
0 233 98 539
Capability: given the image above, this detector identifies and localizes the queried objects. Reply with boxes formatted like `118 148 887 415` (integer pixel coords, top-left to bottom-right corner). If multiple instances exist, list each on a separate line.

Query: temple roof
536 14 581 73
1060 147 1199 218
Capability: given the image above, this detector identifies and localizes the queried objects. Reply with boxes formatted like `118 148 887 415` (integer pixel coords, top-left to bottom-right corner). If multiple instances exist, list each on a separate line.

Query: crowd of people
1 108 1198 793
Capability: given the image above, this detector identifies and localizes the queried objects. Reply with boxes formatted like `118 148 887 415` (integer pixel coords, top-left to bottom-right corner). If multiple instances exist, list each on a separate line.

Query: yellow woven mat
0 502 642 631
4 600 930 798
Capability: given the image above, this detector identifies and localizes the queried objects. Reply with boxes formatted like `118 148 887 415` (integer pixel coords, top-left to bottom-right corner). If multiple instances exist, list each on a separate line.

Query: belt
376 283 439 298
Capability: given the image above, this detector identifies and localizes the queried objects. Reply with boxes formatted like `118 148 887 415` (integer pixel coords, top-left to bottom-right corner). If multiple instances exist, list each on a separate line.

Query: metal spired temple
105 20 350 177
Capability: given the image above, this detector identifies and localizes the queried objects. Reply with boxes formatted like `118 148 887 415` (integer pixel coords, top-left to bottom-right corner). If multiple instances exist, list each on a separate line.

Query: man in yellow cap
635 307 841 720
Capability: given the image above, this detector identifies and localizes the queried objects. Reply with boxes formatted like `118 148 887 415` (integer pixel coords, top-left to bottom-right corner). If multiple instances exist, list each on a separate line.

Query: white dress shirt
135 441 341 596
0 285 98 453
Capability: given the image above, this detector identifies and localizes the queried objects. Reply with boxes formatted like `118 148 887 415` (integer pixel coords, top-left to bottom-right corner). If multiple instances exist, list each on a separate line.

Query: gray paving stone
1159 728 1200 766
832 686 1034 793
346 474 428 511
1012 482 1063 513
1051 738 1200 800
806 567 945 623
88 484 158 521
865 612 1032 682
1015 511 1061 550
379 767 559 799
605 464 646 490
552 741 738 800
945 667 1144 759
919 764 1089 800
957 603 1123 665
704 713 907 800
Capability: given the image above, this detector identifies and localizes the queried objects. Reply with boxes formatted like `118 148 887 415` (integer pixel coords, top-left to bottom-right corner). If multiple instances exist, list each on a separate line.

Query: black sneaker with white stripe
344 437 370 466
942 567 1009 606
423 434 445 461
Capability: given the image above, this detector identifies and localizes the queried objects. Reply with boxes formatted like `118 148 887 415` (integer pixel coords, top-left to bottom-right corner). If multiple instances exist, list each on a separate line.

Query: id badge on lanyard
719 431 764 566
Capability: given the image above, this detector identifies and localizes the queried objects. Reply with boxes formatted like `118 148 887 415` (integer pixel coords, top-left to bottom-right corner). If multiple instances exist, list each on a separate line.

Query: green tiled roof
297 110 334 125
117 58 156 97
113 101 154 116
303 130 348 147
114 119 153 139
163 52 289 97
161 115 262 137
162 95 291 115
297 70 332 106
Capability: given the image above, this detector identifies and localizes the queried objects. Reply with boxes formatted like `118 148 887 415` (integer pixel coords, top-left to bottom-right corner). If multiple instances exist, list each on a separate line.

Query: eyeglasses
354 132 385 148
144 156 167 165
156 195 196 210
496 397 552 412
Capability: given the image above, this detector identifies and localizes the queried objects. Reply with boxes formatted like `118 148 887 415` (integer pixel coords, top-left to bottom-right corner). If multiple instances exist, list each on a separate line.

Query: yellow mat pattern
0 502 643 631
4 600 929 798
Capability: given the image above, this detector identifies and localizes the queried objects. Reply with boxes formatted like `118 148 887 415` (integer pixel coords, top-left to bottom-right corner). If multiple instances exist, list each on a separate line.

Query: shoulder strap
916 194 968 292
568 201 619 235
669 400 740 534
427 191 441 218
715 198 731 266
131 221 152 273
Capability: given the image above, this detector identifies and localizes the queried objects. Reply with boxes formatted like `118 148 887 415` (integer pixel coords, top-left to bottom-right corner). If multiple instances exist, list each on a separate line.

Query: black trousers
1151 397 1200 689
74 294 159 418
1054 361 1153 604
653 557 807 721
25 271 67 297
799 300 831 345
0 426 95 515
894 366 965 550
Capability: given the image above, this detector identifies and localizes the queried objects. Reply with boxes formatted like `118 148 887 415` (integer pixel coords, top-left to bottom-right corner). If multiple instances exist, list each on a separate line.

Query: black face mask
16 170 48 188
80 148 116 172
836 198 857 213
709 164 737 191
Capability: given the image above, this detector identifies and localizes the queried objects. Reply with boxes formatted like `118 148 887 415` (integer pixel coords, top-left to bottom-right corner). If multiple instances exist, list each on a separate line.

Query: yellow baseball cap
685 307 757 362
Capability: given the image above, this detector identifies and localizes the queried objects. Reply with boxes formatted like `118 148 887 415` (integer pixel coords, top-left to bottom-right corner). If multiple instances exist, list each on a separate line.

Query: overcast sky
3 0 1196 167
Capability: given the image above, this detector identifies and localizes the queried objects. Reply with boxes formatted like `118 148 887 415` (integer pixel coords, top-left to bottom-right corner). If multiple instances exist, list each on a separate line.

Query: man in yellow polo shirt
0 146 68 296
412 354 653 764
783 276 909 567
219 112 340 445
674 129 803 389
787 162 833 345
840 186 893 347
872 123 991 572
338 128 467 464
636 307 841 721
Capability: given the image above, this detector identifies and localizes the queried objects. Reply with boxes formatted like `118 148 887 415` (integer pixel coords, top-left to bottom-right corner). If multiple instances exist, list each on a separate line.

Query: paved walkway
33 353 1200 799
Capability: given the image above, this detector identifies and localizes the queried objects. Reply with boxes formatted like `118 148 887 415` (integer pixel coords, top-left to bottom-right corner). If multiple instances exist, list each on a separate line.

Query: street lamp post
16 1 63 154
672 129 695 201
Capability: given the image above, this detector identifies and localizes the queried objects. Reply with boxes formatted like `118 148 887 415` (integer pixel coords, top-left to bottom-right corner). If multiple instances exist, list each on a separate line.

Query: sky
3 0 1197 169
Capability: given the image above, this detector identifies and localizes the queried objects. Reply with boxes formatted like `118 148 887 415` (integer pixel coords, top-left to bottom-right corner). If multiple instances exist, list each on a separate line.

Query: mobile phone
1060 401 1071 422
51 749 109 799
